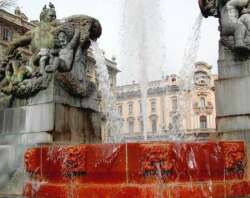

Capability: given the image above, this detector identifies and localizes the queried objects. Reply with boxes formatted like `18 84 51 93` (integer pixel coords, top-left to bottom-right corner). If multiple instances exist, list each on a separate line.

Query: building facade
115 62 217 141
0 7 36 61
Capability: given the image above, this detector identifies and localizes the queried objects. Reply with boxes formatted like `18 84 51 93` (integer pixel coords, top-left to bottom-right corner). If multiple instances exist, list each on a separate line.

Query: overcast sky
14 0 220 85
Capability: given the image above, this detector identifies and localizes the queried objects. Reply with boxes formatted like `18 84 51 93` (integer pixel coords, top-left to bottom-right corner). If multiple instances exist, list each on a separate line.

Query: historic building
115 62 217 141
0 7 36 60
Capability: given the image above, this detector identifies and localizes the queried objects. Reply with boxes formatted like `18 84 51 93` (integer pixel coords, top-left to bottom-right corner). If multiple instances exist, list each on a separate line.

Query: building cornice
0 9 35 31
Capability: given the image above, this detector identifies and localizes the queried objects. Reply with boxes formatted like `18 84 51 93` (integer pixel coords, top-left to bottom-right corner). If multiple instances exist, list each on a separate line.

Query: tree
0 0 16 9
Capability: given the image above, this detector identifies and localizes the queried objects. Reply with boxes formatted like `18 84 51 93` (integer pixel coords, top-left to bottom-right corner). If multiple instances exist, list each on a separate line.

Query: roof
0 9 36 31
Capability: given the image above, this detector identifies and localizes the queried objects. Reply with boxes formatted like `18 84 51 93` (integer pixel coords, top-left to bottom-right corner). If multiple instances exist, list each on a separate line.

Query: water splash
119 0 167 140
91 41 121 143
171 14 203 134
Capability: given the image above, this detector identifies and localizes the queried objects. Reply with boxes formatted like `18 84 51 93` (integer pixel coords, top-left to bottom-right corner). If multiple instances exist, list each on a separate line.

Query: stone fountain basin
23 141 249 198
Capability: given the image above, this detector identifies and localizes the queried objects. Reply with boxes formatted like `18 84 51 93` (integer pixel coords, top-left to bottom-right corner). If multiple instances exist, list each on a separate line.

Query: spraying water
91 41 121 143
174 14 203 133
119 0 167 140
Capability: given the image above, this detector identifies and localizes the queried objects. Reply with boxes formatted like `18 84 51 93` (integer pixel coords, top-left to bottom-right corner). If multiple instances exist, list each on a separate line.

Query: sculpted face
199 0 217 18
40 5 57 23
47 10 56 22
58 32 68 48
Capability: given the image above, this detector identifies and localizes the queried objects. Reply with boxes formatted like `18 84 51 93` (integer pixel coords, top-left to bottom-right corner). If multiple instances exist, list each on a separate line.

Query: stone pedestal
0 76 102 194
216 44 250 133
0 76 102 144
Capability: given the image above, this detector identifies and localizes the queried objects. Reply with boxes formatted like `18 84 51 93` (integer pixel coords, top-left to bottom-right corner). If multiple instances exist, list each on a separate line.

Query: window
120 120 124 131
128 120 134 133
152 119 157 133
172 96 177 111
200 116 207 129
140 120 144 132
151 99 156 113
128 102 133 115
2 27 12 41
139 101 142 113
200 97 206 109
118 104 123 115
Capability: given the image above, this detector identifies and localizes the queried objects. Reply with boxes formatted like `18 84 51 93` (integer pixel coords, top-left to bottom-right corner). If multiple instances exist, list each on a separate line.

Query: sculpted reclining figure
0 2 102 97
199 0 250 50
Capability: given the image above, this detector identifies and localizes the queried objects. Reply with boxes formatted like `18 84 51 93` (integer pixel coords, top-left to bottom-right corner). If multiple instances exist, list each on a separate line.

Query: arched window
128 102 133 115
172 96 177 111
200 97 206 109
200 116 207 129
118 104 123 115
151 119 157 133
151 99 156 113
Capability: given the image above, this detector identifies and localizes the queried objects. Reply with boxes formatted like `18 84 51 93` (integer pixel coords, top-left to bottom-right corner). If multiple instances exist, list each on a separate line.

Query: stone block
23 181 250 198
54 104 101 143
216 76 250 117
25 144 126 184
218 59 250 79
0 103 54 134
217 115 250 132
77 144 126 184
127 142 246 184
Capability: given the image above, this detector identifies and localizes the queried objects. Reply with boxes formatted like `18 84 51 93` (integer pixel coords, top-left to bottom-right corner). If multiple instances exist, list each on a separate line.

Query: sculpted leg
225 0 250 48
227 0 249 8
235 23 247 48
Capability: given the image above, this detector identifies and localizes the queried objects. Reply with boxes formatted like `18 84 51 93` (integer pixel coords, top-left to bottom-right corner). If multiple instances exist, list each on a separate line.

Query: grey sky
15 0 220 85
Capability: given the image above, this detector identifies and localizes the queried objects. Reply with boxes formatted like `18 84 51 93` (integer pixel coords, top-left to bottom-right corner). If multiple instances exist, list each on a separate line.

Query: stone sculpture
0 2 102 98
0 3 103 192
199 0 250 51
199 0 250 134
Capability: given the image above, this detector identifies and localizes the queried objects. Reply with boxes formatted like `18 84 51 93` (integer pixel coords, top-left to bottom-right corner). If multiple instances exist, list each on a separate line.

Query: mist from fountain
119 0 167 141
91 41 122 143
171 13 203 135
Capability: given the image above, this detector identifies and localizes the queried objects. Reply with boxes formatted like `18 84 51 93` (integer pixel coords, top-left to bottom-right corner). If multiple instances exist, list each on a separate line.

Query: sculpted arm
56 29 80 72
68 29 80 49
226 0 249 7
7 31 33 55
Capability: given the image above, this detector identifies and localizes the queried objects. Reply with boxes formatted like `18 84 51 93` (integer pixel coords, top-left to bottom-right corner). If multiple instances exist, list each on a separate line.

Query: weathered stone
199 0 250 133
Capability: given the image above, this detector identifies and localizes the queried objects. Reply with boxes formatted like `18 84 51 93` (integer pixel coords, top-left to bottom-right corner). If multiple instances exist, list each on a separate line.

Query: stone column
216 45 250 133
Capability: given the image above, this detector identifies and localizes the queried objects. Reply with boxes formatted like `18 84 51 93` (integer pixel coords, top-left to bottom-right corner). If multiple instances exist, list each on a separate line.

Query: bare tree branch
0 0 16 9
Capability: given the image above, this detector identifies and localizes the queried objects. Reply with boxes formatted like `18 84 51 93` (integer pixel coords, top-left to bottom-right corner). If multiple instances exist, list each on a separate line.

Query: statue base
0 76 102 144
216 43 250 133
0 77 102 194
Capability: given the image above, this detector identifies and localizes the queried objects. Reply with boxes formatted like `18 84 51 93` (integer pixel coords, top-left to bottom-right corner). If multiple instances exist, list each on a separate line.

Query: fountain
0 1 250 198
119 0 167 140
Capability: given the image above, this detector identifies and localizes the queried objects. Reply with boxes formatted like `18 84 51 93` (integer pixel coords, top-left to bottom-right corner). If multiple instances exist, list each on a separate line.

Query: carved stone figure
0 2 102 98
0 51 32 95
199 0 250 51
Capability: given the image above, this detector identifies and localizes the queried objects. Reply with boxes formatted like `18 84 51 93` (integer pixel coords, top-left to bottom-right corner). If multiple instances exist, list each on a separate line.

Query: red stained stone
24 183 171 198
23 181 250 198
41 146 73 183
25 144 126 184
220 141 246 180
77 144 126 184
170 183 226 198
182 142 225 181
23 139 247 198
24 147 42 177
226 181 250 197
171 185 205 198
127 141 246 184
24 182 69 198
75 185 141 198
